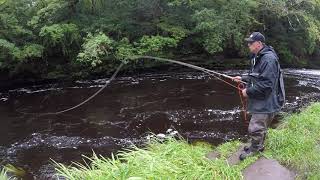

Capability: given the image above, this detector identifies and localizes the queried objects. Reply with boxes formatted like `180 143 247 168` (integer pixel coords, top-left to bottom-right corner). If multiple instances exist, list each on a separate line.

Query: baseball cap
245 32 265 43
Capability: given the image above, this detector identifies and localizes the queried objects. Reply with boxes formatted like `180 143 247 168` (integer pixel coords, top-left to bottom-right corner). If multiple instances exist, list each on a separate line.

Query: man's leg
249 113 274 150
240 113 275 160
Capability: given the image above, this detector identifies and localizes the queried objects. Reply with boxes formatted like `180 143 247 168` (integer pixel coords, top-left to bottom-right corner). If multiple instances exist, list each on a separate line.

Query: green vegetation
55 103 320 179
0 168 8 180
55 139 257 179
0 164 27 180
264 103 320 179
0 0 320 80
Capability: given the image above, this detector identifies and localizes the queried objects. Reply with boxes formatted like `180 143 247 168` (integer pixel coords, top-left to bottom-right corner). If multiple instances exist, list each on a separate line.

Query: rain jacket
241 45 286 113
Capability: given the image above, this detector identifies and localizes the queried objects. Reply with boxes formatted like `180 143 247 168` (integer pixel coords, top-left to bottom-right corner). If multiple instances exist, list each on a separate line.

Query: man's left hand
242 89 248 98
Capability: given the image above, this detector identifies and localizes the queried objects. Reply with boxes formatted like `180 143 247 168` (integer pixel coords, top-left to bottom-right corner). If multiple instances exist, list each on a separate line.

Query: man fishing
233 32 285 160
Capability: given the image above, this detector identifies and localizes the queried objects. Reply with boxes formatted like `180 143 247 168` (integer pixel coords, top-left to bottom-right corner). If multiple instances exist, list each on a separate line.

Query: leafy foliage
193 0 259 55
20 43 44 59
136 35 178 55
77 33 113 67
0 39 41 68
0 0 320 79
39 23 80 56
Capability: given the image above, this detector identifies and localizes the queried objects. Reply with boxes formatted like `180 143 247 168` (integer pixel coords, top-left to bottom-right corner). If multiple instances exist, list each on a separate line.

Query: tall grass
0 168 8 180
55 139 256 179
56 103 320 179
264 102 320 179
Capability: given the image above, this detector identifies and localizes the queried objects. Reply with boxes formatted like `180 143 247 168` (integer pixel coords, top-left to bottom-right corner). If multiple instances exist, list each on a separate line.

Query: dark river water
0 68 319 179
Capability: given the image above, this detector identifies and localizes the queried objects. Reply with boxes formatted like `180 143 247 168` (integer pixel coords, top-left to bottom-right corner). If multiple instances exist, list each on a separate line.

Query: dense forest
0 0 320 81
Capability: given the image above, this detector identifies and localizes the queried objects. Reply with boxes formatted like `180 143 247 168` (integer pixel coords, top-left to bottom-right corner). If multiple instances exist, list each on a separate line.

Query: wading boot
239 147 260 161
243 145 264 152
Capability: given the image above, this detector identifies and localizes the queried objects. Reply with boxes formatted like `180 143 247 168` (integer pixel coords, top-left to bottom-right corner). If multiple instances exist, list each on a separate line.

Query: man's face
247 41 262 54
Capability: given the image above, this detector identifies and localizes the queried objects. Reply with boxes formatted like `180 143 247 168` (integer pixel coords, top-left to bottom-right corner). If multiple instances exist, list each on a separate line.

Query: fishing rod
134 56 248 124
16 56 248 123
134 56 247 86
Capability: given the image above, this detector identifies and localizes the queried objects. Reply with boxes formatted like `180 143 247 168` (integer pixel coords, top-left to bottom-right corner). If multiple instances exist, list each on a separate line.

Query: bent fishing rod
135 56 249 124
135 56 243 81
16 55 248 122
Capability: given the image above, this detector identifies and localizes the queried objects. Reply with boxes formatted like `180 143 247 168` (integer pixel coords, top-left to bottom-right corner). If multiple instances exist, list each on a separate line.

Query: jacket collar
255 46 266 59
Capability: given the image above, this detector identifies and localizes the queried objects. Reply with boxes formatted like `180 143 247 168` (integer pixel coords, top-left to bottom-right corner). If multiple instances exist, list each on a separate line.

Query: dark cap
245 32 265 43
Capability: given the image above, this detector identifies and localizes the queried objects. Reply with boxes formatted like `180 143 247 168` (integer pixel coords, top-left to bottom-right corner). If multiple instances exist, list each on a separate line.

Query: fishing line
16 63 124 117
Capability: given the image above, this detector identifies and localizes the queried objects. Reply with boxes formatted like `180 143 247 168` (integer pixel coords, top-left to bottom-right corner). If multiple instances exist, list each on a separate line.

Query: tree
0 0 319 80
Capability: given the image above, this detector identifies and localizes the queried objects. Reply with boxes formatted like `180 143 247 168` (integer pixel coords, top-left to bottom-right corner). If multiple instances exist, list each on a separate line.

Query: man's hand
232 76 242 82
242 89 248 98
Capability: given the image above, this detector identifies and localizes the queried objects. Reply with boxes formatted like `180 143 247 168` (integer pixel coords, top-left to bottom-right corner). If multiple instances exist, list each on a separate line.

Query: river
0 68 319 179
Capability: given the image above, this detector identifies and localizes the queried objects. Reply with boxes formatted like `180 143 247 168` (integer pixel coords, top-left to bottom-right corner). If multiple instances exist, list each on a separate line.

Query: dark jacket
241 45 285 113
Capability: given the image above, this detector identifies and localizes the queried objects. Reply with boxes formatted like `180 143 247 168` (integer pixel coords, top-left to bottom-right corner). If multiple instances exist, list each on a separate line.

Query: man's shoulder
262 51 277 59
261 52 278 64
260 46 279 62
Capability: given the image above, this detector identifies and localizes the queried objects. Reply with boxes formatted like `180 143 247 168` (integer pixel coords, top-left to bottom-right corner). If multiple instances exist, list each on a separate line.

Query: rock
166 129 173 133
156 133 166 139
243 157 296 180
205 151 220 160
206 144 246 162
169 131 178 136
226 144 248 166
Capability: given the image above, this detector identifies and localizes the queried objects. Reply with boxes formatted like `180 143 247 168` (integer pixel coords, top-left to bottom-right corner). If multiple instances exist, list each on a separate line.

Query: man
233 32 285 160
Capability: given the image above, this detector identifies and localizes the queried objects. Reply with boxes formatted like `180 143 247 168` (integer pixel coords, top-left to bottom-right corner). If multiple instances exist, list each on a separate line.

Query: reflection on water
0 68 319 179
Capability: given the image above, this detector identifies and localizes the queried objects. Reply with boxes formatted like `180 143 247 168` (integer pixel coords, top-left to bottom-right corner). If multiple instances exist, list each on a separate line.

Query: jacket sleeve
241 74 250 83
246 56 278 99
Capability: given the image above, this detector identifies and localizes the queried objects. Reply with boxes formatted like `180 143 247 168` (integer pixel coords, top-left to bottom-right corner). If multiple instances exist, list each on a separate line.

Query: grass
0 164 27 180
52 102 320 179
55 139 256 179
0 168 8 180
263 103 320 179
